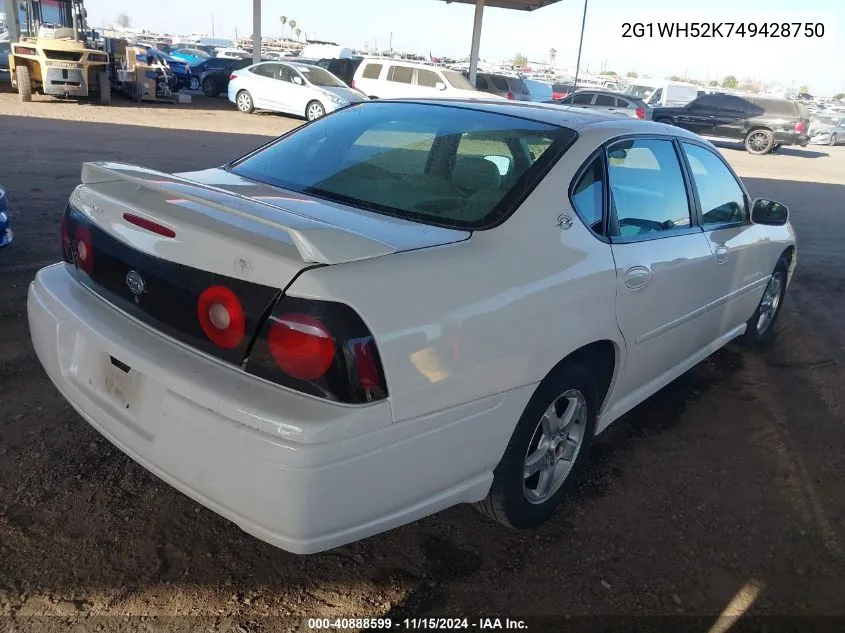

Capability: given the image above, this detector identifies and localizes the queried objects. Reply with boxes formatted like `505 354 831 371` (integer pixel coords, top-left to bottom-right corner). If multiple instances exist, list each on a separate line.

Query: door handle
714 245 729 263
624 265 652 289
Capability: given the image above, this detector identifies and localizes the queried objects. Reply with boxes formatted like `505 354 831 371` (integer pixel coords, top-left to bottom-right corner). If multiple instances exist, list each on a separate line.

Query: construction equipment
3 0 110 104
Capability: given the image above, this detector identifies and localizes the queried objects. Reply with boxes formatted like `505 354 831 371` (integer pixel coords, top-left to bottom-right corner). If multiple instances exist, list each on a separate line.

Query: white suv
352 58 500 100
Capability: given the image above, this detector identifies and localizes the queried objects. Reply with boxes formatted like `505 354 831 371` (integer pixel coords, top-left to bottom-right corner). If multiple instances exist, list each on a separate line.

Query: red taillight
351 79 356 89
507 92 515 100
795 120 806 133
60 212 72 262
74 225 94 274
197 286 246 349
16 46 37 56
123 213 176 238
350 337 380 389
635 107 645 120
268 313 335 381
229 73 237 80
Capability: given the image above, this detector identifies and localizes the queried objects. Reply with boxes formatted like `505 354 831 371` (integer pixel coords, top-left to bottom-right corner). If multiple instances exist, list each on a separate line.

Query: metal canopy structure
439 0 565 85
247 0 565 77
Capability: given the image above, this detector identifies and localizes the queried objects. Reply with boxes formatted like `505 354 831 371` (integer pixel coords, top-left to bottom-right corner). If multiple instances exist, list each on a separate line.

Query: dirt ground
0 90 844 631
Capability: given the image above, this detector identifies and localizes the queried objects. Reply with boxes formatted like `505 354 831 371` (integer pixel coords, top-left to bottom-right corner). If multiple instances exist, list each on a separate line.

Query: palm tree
549 48 557 65
288 20 297 42
280 16 287 39
295 28 302 42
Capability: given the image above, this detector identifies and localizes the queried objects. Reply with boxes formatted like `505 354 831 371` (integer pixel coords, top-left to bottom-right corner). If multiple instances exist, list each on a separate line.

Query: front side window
277 65 295 82
230 102 576 229
682 143 748 225
387 65 413 84
362 63 382 79
571 155 606 235
594 94 615 106
572 93 593 105
606 138 691 237
416 69 440 88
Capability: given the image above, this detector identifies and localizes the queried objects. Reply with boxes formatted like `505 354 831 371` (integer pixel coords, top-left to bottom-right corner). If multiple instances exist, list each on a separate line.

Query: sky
82 0 844 95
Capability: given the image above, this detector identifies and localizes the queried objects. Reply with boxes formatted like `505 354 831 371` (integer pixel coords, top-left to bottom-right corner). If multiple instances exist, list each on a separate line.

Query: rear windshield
230 102 576 230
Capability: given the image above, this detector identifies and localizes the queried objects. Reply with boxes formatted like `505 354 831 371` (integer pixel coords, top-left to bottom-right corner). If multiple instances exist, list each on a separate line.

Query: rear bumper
28 264 514 553
772 130 809 147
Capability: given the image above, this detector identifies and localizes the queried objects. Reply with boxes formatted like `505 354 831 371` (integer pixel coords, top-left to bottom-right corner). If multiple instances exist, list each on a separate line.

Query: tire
829 134 837 147
475 362 598 529
16 65 32 102
741 256 789 346
306 100 325 121
98 71 111 105
235 90 254 113
201 77 219 97
190 76 200 91
745 128 774 155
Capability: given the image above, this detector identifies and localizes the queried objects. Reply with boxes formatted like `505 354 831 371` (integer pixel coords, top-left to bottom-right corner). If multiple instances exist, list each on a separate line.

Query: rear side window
490 76 510 91
571 155 606 235
230 102 576 230
682 143 748 225
362 63 382 79
387 65 413 84
721 95 749 113
606 138 691 237
416 69 440 88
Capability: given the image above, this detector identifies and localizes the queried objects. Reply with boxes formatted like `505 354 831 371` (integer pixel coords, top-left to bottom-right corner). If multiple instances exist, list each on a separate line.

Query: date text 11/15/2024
307 618 529 630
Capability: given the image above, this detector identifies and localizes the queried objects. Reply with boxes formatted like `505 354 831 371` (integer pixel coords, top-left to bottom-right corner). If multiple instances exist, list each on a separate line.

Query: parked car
652 93 810 154
144 48 192 91
229 61 367 120
312 58 364 88
523 78 553 102
188 56 251 95
808 114 845 146
552 82 574 100
30 100 795 554
352 58 495 100
170 48 211 63
643 80 700 107
0 186 11 250
215 47 251 60
468 72 531 101
552 89 651 120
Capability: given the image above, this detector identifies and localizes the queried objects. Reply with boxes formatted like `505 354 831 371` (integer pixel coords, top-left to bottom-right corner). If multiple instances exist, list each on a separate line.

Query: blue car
170 48 211 63
0 187 12 250
142 48 192 91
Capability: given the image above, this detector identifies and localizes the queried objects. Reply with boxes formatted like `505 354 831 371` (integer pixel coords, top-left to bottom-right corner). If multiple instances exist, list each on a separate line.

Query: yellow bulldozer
3 0 110 104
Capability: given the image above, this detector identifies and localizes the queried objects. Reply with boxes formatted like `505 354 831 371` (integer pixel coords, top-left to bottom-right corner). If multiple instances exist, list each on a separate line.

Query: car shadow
710 139 829 158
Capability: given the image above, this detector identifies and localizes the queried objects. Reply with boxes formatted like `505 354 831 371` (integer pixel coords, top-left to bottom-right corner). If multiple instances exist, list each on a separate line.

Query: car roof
369 98 702 137
359 57 444 71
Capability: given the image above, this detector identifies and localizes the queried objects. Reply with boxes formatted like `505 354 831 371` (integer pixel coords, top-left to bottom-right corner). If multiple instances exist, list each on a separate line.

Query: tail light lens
635 107 645 119
351 79 356 89
229 73 237 80
73 225 94 274
506 92 515 100
197 285 246 349
60 211 72 262
246 296 388 403
795 120 806 133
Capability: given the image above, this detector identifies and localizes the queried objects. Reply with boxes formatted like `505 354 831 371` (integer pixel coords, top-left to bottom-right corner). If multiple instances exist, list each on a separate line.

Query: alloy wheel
756 272 783 335
522 389 588 505
307 102 325 121
748 132 769 153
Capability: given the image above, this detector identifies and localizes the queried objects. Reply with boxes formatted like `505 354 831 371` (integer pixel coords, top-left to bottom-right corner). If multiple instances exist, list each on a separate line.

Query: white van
643 80 699 107
300 44 354 60
352 58 500 100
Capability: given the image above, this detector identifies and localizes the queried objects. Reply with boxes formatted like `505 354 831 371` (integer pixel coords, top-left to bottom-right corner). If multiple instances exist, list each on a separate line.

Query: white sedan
228 61 367 121
28 101 796 554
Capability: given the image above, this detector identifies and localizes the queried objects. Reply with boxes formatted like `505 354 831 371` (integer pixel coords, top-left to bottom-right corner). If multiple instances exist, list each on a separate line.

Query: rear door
712 95 750 139
570 91 595 110
384 64 414 98
604 137 716 401
592 93 618 115
246 63 281 108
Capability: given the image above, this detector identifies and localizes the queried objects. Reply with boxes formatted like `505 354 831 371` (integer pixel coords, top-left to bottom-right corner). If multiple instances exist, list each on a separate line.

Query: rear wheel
16 65 32 102
475 362 598 529
236 90 254 113
829 134 837 146
98 71 111 105
306 100 325 121
201 77 219 97
745 128 774 154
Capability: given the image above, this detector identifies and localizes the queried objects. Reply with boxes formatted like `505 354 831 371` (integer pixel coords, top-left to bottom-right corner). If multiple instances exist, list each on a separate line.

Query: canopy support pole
252 0 261 64
468 0 485 86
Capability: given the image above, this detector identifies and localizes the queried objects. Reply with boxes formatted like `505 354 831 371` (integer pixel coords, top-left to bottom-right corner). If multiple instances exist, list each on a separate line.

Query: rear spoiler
80 161 396 265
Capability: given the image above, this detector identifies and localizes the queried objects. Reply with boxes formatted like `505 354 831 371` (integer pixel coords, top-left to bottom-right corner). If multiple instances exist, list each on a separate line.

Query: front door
679 141 773 342
678 95 719 135
605 137 716 400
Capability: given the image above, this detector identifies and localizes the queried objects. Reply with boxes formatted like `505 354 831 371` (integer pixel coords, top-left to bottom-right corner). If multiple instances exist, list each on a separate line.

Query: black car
293 57 363 88
0 41 10 81
188 57 252 96
652 93 810 154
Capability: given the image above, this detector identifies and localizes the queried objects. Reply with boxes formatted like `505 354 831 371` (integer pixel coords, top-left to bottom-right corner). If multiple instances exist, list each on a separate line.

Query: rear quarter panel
285 136 624 431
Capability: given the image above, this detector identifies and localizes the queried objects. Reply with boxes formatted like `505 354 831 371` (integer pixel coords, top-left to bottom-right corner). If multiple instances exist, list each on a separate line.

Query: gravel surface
0 91 843 629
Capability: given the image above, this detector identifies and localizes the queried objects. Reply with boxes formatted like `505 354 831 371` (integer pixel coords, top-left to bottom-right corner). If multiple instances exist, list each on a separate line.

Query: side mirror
435 81 447 91
293 76 303 85
751 198 789 226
